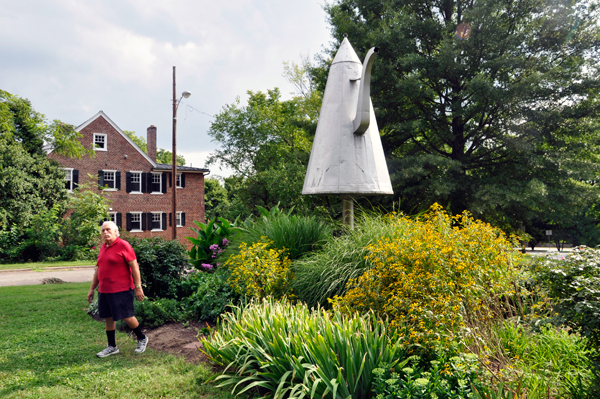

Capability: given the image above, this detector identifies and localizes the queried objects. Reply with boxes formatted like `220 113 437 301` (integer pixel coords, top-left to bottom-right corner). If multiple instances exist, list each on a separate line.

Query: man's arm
87 266 99 303
129 259 145 302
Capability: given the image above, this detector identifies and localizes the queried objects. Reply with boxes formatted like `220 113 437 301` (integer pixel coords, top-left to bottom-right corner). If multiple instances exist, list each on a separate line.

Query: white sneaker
135 336 148 354
96 345 119 358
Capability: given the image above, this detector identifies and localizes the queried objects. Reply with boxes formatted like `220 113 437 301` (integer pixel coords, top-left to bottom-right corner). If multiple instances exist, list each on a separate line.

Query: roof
153 163 210 173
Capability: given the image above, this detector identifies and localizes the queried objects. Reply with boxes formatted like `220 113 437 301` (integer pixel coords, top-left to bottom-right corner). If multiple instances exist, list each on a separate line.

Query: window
64 168 74 191
105 212 117 223
129 171 142 193
93 133 107 151
151 212 163 231
176 212 182 227
176 173 185 188
129 212 142 232
103 171 116 190
151 172 162 193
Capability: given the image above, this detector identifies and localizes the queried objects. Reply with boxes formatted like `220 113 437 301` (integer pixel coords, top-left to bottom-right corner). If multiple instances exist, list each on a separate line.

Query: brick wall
49 113 206 247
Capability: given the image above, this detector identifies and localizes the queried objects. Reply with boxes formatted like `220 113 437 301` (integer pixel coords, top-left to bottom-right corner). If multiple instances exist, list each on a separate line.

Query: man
87 221 148 357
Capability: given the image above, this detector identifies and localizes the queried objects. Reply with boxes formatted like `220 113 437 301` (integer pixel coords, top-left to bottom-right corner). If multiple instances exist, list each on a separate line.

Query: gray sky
0 0 333 178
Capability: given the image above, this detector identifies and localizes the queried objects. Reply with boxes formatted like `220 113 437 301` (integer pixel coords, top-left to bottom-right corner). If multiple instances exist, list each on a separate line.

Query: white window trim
151 172 162 194
105 212 117 223
130 212 143 233
129 170 143 194
103 169 117 191
176 211 183 227
63 167 74 192
93 133 107 151
151 211 163 232
176 173 183 189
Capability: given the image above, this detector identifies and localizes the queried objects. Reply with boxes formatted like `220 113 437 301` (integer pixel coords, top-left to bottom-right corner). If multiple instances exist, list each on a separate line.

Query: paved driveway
0 266 95 287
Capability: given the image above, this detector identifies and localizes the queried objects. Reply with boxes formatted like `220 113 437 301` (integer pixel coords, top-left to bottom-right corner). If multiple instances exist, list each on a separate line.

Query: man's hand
87 289 94 304
135 287 145 302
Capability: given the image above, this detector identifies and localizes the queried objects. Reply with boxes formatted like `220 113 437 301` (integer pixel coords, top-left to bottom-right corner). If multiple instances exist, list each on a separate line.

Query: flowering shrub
186 217 237 271
225 239 292 299
331 204 521 349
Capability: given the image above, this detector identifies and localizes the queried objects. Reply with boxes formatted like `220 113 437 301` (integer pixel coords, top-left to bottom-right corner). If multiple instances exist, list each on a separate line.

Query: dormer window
94 133 107 151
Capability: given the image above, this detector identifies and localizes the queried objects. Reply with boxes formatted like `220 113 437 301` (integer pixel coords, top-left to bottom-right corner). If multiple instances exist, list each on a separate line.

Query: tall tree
122 130 186 166
321 0 600 230
0 90 91 228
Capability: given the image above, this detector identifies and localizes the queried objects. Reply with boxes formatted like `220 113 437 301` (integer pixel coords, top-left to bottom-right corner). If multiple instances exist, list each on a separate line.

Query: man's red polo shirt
97 237 137 294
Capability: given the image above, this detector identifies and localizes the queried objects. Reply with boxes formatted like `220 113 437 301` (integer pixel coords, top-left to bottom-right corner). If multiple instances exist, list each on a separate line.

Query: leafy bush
372 353 482 399
186 217 238 271
59 244 98 261
134 298 186 328
179 268 239 323
532 248 600 395
128 236 190 299
202 298 403 399
291 212 399 309
224 204 331 261
225 239 293 299
332 204 521 349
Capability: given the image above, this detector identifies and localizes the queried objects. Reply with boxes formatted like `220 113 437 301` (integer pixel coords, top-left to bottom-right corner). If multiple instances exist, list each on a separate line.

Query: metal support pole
172 66 177 240
342 196 354 230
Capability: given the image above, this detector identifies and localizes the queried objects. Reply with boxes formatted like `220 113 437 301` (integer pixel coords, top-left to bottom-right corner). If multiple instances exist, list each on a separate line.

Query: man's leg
96 317 119 357
123 316 148 353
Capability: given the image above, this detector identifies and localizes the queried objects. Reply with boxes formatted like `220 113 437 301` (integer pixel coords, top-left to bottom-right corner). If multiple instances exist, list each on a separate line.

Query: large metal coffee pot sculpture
302 37 393 228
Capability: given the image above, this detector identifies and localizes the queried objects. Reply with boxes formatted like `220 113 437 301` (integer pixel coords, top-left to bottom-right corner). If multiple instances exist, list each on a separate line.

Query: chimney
147 125 157 162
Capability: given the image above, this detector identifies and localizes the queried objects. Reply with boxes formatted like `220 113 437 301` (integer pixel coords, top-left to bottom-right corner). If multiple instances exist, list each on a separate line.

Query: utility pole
172 66 177 240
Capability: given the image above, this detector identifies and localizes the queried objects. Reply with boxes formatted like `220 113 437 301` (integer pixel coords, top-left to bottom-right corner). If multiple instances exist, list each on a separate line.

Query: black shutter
126 172 131 193
161 174 167 193
168 173 172 188
181 173 185 187
148 173 154 193
182 212 186 226
141 173 147 193
126 213 132 231
149 213 154 230
116 172 121 190
73 170 79 189
98 171 104 188
162 213 167 230
142 213 147 231
116 213 122 228
169 213 172 227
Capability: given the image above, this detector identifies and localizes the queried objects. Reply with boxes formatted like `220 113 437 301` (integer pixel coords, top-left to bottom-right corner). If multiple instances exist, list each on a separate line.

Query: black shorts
98 289 135 321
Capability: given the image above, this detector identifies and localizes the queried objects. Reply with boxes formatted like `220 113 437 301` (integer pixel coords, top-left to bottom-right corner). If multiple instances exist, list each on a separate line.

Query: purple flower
209 244 220 251
222 238 230 246
201 263 214 270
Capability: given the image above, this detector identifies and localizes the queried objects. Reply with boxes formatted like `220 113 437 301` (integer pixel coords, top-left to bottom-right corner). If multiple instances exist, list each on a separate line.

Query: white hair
101 221 120 237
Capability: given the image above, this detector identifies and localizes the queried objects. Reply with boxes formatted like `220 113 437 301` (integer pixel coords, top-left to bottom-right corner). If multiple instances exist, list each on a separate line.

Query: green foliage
123 130 147 152
291 212 399 309
332 205 521 349
134 298 186 328
128 236 190 299
179 268 239 323
372 353 482 399
23 204 63 262
225 239 293 299
225 203 332 262
62 176 111 248
322 0 600 233
532 248 600 393
203 298 403 399
186 217 238 271
204 178 230 221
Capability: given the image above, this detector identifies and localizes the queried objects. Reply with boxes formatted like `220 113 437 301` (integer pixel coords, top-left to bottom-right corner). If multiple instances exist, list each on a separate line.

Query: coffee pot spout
353 47 379 135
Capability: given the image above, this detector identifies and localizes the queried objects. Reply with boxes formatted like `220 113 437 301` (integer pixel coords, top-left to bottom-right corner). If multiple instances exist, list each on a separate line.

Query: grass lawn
0 282 242 398
0 260 94 271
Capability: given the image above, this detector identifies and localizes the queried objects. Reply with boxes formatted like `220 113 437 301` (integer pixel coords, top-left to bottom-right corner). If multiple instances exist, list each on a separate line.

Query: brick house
48 110 209 244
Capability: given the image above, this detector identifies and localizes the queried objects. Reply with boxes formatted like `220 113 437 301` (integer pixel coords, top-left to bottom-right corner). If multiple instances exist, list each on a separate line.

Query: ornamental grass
331 204 522 350
202 298 403 399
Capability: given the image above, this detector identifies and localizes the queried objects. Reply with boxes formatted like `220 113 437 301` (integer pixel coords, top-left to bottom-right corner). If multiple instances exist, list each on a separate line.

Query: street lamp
172 66 191 240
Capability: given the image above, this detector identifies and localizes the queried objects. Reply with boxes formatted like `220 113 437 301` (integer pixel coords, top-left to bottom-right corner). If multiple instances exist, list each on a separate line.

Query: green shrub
291 212 399 309
532 248 600 395
224 204 331 262
134 298 186 328
186 217 238 271
128 236 190 299
179 268 239 323
372 353 483 399
203 298 403 399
